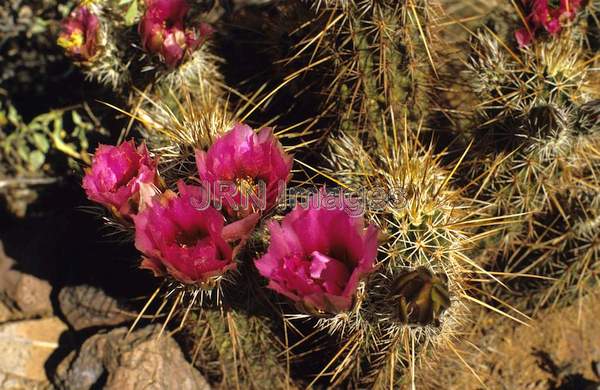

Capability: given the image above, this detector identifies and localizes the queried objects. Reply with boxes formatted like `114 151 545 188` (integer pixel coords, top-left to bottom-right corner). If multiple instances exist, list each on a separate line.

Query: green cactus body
465 17 600 309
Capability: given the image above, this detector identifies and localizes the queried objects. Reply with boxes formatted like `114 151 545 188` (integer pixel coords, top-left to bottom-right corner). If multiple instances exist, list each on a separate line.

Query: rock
0 241 53 319
8 273 53 317
58 285 130 331
55 325 210 390
0 317 68 385
0 300 13 323
0 371 52 390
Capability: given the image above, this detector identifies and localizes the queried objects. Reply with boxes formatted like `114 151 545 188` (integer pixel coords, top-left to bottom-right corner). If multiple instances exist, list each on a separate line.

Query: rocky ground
0 206 210 390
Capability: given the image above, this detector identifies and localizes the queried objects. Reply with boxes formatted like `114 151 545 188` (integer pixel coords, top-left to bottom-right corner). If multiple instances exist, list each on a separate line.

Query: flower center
113 155 140 187
58 30 85 50
164 19 175 29
235 176 258 196
175 228 207 248
309 251 351 294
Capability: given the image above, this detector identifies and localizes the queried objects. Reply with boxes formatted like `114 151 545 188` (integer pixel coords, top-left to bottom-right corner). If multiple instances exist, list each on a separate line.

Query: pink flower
134 182 258 285
138 0 213 68
195 124 293 220
83 140 158 218
57 6 100 62
516 0 583 47
255 192 378 314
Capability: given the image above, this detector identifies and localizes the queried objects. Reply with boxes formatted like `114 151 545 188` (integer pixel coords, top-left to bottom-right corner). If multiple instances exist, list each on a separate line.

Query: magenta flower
57 6 100 62
516 0 583 47
195 124 293 220
134 182 258 285
83 140 158 218
138 0 213 68
255 192 378 314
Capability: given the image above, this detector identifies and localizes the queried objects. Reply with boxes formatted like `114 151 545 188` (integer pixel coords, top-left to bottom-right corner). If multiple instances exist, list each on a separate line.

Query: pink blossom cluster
83 124 379 313
139 0 214 68
515 0 584 47
58 0 213 67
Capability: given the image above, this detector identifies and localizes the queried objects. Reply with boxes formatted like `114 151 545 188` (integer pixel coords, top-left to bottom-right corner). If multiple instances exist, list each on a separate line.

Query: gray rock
55 325 211 390
58 285 130 331
8 273 53 317
0 241 52 320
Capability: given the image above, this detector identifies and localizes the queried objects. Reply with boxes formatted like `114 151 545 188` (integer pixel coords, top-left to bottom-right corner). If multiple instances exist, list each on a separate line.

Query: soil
420 290 600 389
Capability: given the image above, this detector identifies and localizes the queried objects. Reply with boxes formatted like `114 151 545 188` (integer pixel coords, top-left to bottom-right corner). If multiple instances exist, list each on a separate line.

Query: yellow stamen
57 31 84 50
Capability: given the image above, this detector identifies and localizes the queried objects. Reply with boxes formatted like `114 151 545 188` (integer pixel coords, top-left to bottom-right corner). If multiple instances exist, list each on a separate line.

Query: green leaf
32 133 49 153
7 105 21 126
29 150 45 171
31 17 49 35
17 143 30 162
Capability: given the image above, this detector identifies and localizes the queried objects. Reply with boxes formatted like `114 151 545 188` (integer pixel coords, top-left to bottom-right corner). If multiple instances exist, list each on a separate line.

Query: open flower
255 191 378 314
139 0 213 68
195 124 293 220
134 182 258 285
516 0 583 47
57 5 101 62
83 140 158 218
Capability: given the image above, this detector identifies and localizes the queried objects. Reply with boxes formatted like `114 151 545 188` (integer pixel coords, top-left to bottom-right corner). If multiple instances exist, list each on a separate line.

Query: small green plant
0 100 101 216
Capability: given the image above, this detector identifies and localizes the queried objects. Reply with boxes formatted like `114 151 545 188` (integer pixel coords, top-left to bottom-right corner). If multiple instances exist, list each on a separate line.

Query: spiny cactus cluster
297 0 440 138
58 0 600 388
310 130 482 387
463 1 600 309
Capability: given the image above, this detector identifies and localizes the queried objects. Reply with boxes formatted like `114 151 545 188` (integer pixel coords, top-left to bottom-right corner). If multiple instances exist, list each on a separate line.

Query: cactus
67 0 600 388
462 2 600 309
189 308 293 389
56 0 218 96
233 0 442 145
146 255 294 389
281 124 502 388
137 1 511 387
